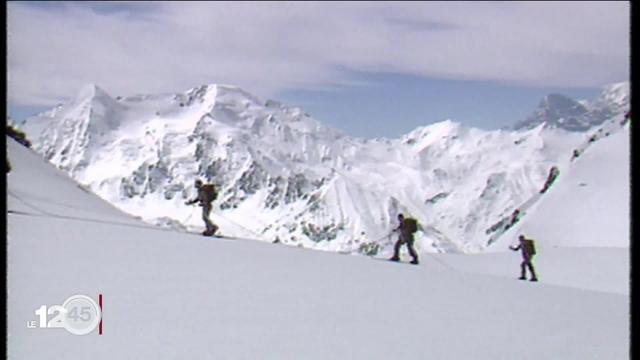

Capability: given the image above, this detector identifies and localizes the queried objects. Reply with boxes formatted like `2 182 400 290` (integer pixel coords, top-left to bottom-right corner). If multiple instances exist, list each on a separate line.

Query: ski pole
182 206 196 224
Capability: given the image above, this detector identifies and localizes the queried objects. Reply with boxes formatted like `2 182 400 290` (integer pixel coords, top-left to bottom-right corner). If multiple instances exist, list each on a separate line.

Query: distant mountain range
514 82 629 132
15 81 629 254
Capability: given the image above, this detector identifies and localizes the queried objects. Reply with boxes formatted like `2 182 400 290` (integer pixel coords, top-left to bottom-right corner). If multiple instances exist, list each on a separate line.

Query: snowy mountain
467 113 630 294
18 83 623 255
496 113 630 249
483 111 630 247
514 82 629 131
6 135 629 359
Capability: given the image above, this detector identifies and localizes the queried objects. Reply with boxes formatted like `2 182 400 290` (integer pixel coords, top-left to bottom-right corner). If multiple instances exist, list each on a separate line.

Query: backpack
404 218 418 234
524 239 536 256
201 184 218 203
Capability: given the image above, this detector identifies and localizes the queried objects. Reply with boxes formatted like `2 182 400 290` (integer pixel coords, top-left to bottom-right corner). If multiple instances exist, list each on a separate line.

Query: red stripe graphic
99 294 103 335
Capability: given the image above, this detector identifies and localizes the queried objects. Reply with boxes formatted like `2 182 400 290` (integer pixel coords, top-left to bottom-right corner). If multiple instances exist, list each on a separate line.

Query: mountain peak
412 119 461 134
515 82 629 132
539 93 581 109
403 119 463 146
183 83 264 106
595 81 629 109
76 83 111 102
602 81 629 92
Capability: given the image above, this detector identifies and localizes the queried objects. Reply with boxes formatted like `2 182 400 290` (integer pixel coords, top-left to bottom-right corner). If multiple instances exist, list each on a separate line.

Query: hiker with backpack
390 213 420 265
509 234 538 282
185 179 219 236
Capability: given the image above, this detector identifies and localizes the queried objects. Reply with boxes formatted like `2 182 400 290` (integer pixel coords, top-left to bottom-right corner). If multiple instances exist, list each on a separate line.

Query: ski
371 257 419 265
183 230 232 239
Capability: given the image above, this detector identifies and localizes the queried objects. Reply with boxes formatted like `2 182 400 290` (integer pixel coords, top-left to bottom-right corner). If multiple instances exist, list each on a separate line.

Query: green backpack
201 184 218 203
404 218 419 234
524 239 536 256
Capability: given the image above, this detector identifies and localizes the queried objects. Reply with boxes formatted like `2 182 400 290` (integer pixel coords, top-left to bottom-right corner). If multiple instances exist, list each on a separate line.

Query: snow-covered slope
6 137 630 359
494 114 630 249
19 83 595 255
485 112 630 246
439 115 630 295
7 137 141 227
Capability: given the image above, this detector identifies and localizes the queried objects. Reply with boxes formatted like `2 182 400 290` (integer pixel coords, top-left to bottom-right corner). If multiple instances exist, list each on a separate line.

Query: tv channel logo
27 294 103 335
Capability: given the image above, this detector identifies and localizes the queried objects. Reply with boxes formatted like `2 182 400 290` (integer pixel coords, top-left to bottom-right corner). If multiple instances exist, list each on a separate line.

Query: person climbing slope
185 179 219 236
510 234 538 282
389 213 420 265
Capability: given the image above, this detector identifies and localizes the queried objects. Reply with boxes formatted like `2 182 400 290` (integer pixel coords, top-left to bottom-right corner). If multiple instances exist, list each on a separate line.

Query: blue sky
8 74 604 139
7 1 629 138
279 73 604 138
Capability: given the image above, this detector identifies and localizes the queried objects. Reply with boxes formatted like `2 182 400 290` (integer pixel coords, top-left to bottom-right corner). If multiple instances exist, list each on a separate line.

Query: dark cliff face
515 94 596 132
514 83 629 132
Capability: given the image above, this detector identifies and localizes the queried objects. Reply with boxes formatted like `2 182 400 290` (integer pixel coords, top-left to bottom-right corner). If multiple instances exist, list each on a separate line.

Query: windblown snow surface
7 126 629 359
